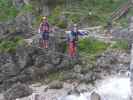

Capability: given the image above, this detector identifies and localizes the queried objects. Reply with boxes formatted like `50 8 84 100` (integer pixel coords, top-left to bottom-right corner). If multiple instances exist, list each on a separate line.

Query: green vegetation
76 37 109 63
62 0 130 27
0 0 131 27
48 6 67 28
0 0 18 21
111 39 128 50
78 37 108 54
0 0 33 21
47 71 64 81
21 4 33 13
0 36 24 53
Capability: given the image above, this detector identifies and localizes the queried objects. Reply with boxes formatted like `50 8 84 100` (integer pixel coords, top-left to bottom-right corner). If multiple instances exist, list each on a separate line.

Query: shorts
42 32 49 40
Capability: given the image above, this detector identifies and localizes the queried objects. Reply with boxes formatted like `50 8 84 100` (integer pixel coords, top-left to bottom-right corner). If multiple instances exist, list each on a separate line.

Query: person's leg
44 32 49 49
73 41 76 57
42 40 45 48
45 40 48 49
42 33 46 48
39 38 43 48
68 42 73 58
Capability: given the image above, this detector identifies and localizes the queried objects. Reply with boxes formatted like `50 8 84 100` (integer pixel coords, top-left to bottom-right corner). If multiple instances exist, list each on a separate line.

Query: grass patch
47 71 64 81
111 39 128 51
0 36 24 53
78 37 109 55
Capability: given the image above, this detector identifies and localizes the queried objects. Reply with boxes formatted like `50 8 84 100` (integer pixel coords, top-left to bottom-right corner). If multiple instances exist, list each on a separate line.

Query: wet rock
73 64 82 73
67 88 80 96
81 64 94 74
4 83 32 100
76 84 90 93
48 81 63 89
90 92 101 100
80 72 96 83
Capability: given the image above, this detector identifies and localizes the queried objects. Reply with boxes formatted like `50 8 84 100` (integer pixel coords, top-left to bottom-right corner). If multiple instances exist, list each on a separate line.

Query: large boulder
4 83 32 100
48 80 63 89
90 92 101 100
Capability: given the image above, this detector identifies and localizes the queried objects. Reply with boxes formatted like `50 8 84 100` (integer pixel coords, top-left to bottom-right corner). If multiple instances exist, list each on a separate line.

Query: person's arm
38 23 42 33
77 30 88 36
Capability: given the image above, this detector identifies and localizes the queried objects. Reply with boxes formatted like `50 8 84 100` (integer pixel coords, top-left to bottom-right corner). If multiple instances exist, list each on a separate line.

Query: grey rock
73 64 82 73
90 92 101 100
80 73 95 83
96 50 130 77
1 63 19 78
48 81 63 89
4 83 32 100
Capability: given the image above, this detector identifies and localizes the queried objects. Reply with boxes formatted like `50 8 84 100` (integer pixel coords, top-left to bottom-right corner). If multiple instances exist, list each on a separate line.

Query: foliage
0 0 33 21
47 71 64 81
78 37 108 54
111 39 128 50
48 6 61 24
0 0 18 21
21 4 33 13
0 36 24 53
48 6 67 28
63 0 128 26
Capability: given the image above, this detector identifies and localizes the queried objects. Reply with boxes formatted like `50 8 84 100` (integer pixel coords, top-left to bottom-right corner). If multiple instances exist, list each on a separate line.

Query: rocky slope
0 44 72 91
0 43 130 100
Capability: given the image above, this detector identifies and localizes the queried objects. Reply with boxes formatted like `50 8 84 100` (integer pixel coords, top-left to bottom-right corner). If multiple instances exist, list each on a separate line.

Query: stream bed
58 76 131 100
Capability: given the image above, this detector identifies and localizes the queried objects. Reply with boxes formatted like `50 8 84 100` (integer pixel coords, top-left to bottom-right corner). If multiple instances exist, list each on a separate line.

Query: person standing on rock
67 24 88 58
38 16 50 49
67 24 79 58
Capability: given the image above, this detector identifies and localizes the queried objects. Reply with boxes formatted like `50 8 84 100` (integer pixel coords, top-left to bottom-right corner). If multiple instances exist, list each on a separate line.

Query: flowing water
58 44 133 100
58 75 131 100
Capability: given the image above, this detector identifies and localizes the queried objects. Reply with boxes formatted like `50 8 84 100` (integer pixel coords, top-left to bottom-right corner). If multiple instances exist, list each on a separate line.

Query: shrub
21 4 33 13
48 6 61 25
0 36 24 53
78 37 108 54
0 0 18 21
111 39 128 50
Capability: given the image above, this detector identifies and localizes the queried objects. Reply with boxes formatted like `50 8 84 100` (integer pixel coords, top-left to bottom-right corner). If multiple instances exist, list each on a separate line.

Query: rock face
4 83 32 100
0 43 71 92
96 50 130 77
0 13 34 40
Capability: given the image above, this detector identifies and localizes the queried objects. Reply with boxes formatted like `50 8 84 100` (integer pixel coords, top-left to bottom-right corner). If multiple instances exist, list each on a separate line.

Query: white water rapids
58 43 133 100
58 76 131 100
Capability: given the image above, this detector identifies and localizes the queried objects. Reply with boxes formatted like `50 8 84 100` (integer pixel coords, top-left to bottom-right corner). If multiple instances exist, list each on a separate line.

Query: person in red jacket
38 16 50 48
